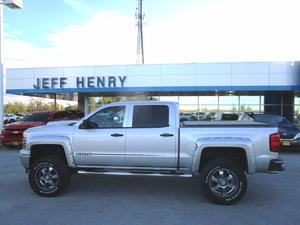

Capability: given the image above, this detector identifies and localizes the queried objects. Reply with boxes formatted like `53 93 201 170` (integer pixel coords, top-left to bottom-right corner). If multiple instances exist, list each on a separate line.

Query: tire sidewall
201 160 247 205
29 157 70 197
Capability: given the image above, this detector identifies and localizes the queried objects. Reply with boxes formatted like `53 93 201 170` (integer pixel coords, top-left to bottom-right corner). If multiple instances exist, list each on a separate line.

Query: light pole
0 0 22 130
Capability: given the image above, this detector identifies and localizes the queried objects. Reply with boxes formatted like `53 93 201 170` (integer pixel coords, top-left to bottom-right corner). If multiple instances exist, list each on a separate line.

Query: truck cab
73 101 179 168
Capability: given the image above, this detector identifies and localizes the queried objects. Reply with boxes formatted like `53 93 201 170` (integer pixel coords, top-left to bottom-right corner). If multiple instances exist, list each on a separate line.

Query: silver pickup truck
20 101 283 205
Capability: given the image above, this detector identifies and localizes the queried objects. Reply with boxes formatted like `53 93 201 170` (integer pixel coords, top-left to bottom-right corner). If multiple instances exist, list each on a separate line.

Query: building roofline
6 61 298 71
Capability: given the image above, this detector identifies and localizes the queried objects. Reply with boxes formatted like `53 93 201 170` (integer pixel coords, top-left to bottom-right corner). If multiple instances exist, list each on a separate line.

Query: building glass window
120 96 153 101
86 94 271 121
294 96 300 124
178 96 198 120
198 96 218 120
179 104 198 122
150 96 160 101
179 96 198 105
240 96 261 113
219 96 239 113
160 96 179 102
199 96 218 105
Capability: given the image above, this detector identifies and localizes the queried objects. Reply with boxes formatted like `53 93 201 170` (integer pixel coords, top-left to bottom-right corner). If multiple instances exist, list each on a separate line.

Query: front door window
88 106 125 128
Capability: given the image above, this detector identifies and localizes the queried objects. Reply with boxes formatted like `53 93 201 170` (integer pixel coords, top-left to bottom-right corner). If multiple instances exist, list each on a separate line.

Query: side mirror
79 119 92 129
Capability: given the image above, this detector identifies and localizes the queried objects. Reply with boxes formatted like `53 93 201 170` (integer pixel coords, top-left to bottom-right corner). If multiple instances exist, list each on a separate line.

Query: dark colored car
66 109 84 119
251 114 300 150
221 113 239 121
0 110 83 147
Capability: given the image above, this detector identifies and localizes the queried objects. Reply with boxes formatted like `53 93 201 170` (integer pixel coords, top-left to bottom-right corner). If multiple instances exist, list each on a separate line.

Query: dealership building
5 61 300 122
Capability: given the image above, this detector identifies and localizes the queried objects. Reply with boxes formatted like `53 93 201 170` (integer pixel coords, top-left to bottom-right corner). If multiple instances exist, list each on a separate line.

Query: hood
26 122 76 138
4 121 46 130
46 120 78 126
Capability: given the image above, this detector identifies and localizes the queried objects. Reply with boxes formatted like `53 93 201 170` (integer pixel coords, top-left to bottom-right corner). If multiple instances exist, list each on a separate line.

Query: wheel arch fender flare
191 137 256 174
28 135 75 168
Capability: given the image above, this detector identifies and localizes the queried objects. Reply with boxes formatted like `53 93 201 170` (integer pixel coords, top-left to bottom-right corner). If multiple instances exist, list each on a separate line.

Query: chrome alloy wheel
208 168 238 198
35 165 59 192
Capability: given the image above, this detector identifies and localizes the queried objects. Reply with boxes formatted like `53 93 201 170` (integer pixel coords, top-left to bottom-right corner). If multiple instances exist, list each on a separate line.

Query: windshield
23 113 50 122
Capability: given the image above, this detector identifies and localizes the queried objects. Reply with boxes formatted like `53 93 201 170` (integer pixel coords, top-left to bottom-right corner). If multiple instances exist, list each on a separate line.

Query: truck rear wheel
200 159 247 205
29 156 71 197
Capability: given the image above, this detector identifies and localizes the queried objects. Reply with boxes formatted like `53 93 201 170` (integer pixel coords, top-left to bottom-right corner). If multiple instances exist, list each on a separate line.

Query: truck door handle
111 133 124 137
160 133 174 137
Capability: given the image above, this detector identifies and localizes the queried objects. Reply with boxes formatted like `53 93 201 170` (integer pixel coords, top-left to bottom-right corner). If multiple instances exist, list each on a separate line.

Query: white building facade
6 61 300 122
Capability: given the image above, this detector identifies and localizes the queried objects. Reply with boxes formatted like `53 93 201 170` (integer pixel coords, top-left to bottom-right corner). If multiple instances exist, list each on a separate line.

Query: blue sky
3 0 300 68
4 0 134 47
4 0 207 47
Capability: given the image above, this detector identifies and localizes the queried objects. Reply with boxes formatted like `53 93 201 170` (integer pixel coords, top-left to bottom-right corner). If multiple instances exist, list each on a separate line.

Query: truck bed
181 120 274 127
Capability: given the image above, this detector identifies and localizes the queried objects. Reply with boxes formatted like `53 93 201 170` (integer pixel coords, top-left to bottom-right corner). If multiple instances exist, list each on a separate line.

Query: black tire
200 159 247 205
29 156 71 197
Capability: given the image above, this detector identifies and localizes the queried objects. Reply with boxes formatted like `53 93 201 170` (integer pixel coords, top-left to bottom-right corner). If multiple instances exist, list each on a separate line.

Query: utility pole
136 0 144 64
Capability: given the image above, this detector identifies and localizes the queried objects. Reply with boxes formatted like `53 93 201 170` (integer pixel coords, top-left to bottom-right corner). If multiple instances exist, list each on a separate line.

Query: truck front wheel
200 159 247 205
29 156 71 197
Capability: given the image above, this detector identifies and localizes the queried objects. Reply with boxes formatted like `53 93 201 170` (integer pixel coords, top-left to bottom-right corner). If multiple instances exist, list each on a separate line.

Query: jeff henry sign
33 76 127 89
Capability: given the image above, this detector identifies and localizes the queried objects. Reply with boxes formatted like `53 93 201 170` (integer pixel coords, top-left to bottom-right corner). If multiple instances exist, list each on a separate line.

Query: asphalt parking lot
0 147 299 225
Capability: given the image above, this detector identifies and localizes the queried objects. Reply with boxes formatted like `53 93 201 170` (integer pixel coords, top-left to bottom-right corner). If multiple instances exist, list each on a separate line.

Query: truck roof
104 101 177 106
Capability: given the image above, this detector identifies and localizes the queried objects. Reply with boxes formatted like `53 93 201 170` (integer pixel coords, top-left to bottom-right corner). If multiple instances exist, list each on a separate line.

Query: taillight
270 133 281 152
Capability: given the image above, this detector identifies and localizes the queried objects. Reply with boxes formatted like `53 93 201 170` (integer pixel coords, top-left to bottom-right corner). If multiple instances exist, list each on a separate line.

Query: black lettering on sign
77 77 85 88
87 77 95 88
33 75 127 89
60 77 67 88
51 78 58 89
42 78 50 89
97 77 105 88
119 76 126 87
108 76 116 88
33 78 41 89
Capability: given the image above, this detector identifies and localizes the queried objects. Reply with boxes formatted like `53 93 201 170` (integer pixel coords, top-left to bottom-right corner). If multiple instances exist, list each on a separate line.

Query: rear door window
132 105 169 128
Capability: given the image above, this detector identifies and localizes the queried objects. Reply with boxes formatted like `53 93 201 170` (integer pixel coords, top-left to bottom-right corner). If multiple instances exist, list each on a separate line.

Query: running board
77 170 193 177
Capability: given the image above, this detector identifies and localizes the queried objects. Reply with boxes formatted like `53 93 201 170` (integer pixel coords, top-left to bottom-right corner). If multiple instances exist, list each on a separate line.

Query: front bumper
1 132 23 145
268 158 284 172
20 149 30 171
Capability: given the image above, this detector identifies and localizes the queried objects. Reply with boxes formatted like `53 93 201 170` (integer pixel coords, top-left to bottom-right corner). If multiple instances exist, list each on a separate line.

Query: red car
1 110 83 147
